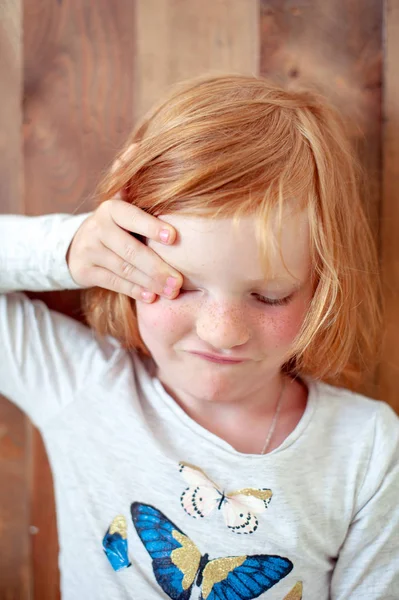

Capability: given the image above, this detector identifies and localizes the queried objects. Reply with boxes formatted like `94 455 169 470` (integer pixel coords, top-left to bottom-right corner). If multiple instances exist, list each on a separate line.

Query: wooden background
0 0 397 597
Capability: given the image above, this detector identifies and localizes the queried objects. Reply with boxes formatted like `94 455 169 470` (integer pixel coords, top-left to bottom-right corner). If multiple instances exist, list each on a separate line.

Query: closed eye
253 293 294 306
180 289 293 306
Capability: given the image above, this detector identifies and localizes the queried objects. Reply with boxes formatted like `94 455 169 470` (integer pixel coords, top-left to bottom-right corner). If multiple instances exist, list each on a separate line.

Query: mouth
187 351 246 365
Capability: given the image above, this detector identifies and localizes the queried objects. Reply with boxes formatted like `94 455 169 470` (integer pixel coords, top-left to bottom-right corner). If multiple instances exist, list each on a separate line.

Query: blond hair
82 73 382 391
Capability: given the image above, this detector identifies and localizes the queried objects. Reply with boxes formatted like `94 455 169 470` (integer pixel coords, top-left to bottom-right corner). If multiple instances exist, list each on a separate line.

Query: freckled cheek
135 298 194 338
255 303 307 347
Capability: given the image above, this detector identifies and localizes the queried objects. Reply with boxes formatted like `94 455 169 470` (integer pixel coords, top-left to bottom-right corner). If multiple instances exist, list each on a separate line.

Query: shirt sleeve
0 212 92 292
0 212 125 429
331 401 399 599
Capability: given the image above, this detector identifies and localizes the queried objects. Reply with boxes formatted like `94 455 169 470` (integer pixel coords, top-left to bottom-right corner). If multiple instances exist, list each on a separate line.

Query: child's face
136 206 313 405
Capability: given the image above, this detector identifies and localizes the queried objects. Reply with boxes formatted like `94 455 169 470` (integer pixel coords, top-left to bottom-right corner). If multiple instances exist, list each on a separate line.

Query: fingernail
166 276 179 289
159 229 170 243
141 291 155 302
163 286 174 297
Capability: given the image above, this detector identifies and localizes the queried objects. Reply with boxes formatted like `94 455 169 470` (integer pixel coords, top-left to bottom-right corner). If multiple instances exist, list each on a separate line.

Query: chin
167 367 244 404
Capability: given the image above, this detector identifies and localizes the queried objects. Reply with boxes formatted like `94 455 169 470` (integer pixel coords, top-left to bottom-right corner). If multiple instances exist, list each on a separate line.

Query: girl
1 74 398 600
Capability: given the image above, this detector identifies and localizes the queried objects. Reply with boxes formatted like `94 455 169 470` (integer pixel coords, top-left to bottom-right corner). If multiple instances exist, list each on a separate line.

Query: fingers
107 198 177 246
86 265 157 303
73 194 183 301
95 243 180 300
99 221 182 295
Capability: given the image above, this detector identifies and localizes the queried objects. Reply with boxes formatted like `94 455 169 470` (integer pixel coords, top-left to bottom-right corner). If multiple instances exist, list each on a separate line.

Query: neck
155 365 308 454
158 370 286 442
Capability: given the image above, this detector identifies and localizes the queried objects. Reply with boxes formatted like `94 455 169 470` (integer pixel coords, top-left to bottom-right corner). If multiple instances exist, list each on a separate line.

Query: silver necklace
260 375 287 455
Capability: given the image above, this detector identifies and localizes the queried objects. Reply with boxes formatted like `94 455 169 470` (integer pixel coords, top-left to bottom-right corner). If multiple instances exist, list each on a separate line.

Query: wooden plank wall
380 0 399 412
135 0 258 119
0 0 397 597
260 0 382 235
0 2 31 599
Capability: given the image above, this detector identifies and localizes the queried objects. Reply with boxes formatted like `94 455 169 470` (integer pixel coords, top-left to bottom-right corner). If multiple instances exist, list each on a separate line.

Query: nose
195 299 251 350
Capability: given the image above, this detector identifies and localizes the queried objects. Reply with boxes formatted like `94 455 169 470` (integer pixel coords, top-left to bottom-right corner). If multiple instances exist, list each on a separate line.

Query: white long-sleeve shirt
0 213 398 600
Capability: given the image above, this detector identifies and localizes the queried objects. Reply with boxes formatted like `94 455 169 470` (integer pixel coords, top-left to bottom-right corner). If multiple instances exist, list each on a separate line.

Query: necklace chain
260 375 287 455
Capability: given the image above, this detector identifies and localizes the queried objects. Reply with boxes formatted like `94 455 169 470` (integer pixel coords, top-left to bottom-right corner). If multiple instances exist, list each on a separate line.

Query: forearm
0 212 92 292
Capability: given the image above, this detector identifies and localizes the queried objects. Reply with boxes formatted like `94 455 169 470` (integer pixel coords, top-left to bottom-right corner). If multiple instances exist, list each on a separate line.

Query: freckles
202 302 247 334
162 304 192 333
137 299 192 334
254 305 305 344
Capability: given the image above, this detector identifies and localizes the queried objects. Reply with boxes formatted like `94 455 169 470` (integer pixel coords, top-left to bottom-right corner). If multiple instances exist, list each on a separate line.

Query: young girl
1 74 398 600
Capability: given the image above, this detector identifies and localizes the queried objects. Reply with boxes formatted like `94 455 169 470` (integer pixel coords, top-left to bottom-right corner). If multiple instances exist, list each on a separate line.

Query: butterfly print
102 515 131 571
179 462 272 534
131 502 293 600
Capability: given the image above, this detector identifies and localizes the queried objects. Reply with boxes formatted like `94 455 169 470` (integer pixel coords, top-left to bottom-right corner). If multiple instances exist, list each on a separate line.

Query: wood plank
260 0 382 232
29 434 60 600
24 0 136 216
23 0 136 596
0 403 31 600
379 0 399 413
0 2 31 599
259 0 383 397
135 0 259 119
0 0 23 210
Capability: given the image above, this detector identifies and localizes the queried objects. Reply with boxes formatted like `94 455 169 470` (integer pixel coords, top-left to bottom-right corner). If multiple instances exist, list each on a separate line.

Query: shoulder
309 377 399 479
305 379 399 508
0 292 134 427
310 377 399 437
27 292 126 367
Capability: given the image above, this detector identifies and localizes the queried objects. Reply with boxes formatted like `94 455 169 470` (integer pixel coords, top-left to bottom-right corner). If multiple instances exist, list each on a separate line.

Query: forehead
149 207 310 286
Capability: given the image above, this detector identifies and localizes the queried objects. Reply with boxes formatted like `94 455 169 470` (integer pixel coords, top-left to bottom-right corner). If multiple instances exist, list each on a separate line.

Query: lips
188 351 246 364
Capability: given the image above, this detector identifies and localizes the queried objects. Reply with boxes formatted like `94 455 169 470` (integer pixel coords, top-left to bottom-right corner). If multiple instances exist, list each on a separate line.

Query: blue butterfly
103 515 131 572
131 502 293 600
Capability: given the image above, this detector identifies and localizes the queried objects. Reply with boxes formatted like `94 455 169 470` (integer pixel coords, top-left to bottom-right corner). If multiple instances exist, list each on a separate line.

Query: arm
0 212 91 292
0 211 122 428
331 402 399 599
0 200 181 429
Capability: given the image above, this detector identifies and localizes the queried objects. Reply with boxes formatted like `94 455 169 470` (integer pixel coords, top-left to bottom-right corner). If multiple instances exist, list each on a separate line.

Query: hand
67 196 182 303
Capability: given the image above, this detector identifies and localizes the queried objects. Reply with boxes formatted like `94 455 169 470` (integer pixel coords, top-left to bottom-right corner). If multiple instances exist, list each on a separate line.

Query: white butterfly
178 461 273 534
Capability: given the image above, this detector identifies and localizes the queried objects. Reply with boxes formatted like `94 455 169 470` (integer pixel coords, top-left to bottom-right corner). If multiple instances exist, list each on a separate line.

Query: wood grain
0 2 31 599
24 0 136 216
379 0 399 413
135 0 259 119
260 0 382 229
0 0 23 210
